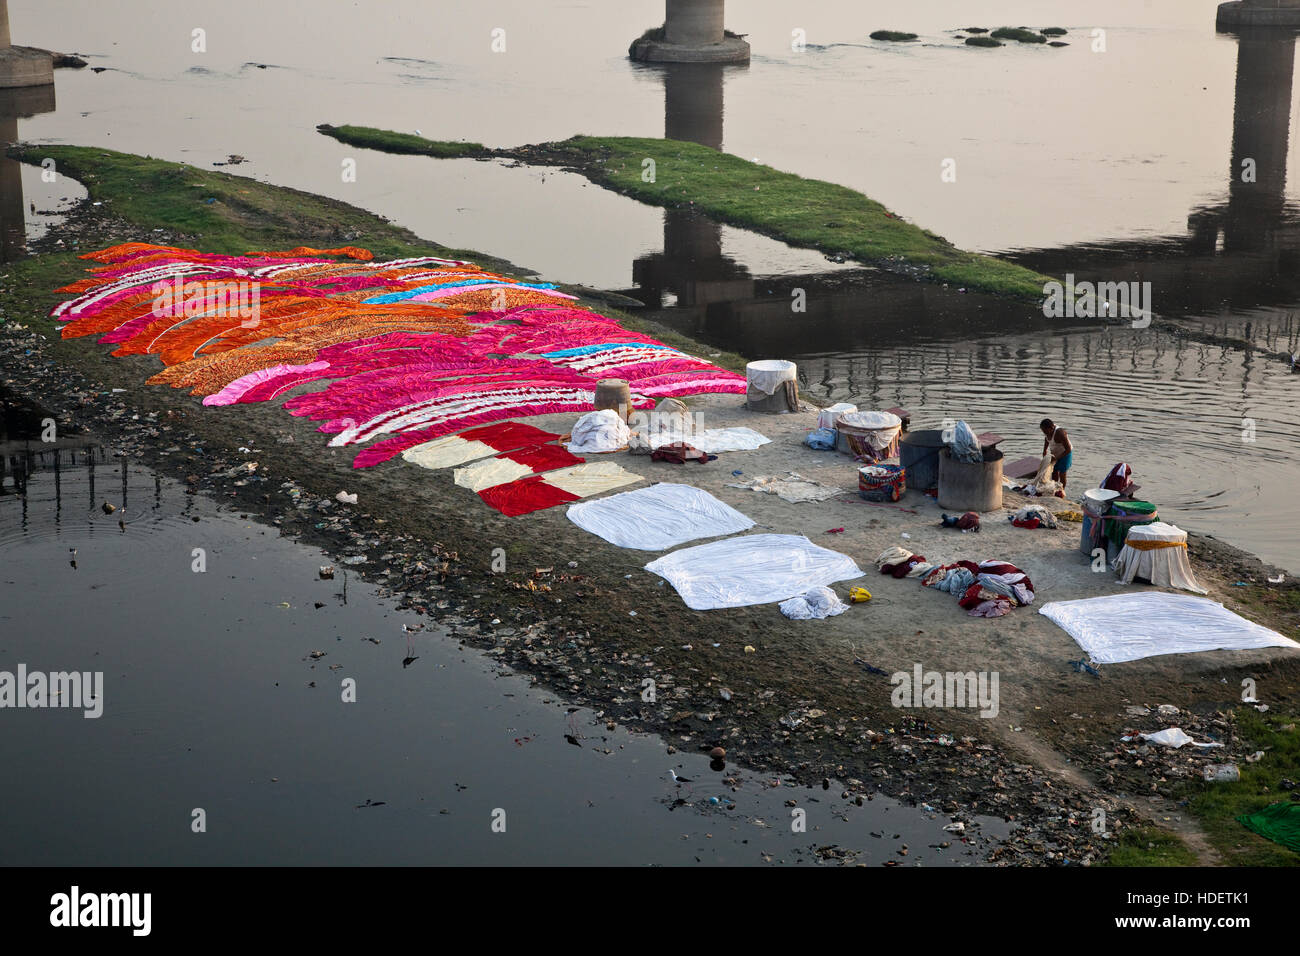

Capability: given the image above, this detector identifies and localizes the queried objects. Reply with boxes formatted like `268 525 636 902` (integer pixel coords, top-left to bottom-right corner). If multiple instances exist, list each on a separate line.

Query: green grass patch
965 36 1004 48
1183 709 1300 866
1099 826 1199 867
991 27 1047 44
1 143 752 368
319 126 1056 300
318 124 485 159
1042 27 1068 36
0 144 541 339
9 144 499 263
869 31 918 42
962 27 988 34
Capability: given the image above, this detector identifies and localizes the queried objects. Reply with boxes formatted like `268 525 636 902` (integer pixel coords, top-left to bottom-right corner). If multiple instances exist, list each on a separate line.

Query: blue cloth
1055 451 1073 473
938 568 975 595
805 427 837 451
541 342 672 358
362 279 557 304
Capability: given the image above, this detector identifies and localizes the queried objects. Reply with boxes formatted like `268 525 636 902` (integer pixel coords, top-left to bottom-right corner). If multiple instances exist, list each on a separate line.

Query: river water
0 390 1008 864
4 0 1298 574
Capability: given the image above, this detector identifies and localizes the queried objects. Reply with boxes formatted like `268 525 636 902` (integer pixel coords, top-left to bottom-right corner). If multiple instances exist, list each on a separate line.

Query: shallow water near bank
0 399 1009 865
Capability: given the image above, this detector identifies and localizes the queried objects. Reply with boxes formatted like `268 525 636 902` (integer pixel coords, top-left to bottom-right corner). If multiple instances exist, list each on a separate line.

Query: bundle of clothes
922 559 1036 617
875 546 934 579
1008 504 1058 530
940 511 981 532
1100 462 1135 496
876 548 1036 618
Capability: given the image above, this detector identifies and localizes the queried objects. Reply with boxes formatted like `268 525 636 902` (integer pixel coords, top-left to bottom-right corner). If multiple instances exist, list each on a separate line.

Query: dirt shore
4 192 1299 867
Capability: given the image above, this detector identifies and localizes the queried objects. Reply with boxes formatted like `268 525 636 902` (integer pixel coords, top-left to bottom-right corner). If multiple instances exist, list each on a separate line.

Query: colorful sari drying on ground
50 245 747 491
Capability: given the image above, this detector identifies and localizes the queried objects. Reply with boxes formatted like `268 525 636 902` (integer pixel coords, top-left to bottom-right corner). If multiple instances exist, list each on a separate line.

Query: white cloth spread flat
452 457 534 492
645 533 866 611
779 586 849 620
646 426 770 454
543 461 641 497
1039 592 1299 663
402 434 497 470
566 483 754 551
1112 521 1207 594
567 409 629 454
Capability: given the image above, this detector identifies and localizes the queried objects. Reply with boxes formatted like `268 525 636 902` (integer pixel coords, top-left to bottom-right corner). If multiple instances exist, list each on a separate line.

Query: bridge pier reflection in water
613 30 1300 571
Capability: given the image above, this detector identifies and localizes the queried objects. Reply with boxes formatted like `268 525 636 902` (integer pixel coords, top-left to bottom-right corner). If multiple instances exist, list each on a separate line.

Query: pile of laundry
877 550 1038 618
1008 504 1059 530
876 546 934 579
939 511 980 532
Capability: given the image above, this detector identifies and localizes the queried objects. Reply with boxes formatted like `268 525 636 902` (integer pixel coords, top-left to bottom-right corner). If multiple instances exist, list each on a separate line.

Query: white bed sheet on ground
644 533 866 611
1039 592 1300 664
647 427 770 454
566 482 754 551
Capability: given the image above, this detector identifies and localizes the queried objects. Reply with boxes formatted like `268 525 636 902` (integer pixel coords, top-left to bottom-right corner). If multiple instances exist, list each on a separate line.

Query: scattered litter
1120 728 1222 749
1069 658 1101 678
318 566 335 580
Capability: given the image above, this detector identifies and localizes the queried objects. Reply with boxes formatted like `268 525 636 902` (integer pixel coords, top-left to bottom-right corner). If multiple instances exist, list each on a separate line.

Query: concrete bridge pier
630 0 750 63
0 0 54 89
1225 30 1295 249
1218 0 1300 30
0 0 56 262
